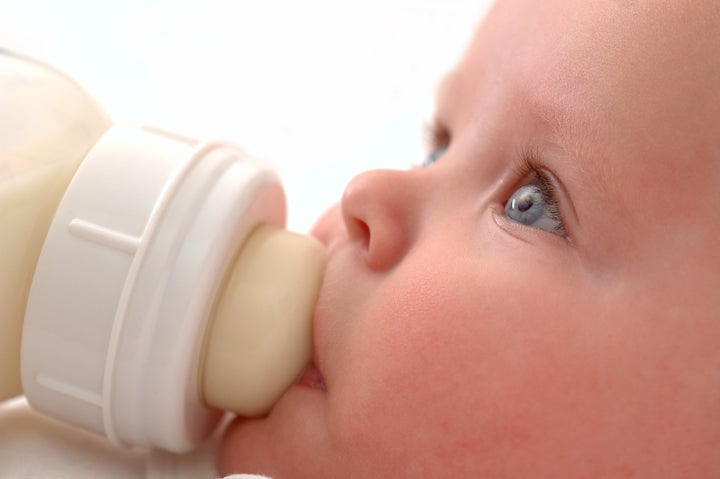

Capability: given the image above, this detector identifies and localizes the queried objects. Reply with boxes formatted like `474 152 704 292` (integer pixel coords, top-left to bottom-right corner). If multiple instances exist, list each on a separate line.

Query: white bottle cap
22 125 286 453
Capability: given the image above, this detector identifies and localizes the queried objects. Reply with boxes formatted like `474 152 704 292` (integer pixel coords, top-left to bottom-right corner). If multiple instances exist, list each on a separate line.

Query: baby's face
221 1 720 477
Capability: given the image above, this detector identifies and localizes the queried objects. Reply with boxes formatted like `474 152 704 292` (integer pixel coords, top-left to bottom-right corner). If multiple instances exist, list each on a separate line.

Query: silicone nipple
200 224 326 416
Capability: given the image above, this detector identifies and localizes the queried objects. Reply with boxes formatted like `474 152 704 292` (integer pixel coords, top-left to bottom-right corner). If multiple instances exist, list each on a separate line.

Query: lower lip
297 363 326 390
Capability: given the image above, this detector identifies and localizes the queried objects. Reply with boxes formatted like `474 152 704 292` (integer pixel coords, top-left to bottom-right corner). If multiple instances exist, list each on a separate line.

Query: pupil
517 193 534 212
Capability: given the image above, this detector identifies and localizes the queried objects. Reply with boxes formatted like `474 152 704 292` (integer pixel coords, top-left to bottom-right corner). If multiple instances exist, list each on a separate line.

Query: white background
2 1 492 231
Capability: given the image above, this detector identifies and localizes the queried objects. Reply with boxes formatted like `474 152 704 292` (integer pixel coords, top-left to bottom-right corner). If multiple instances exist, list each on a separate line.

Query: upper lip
307 233 351 390
309 257 331 387
310 299 326 383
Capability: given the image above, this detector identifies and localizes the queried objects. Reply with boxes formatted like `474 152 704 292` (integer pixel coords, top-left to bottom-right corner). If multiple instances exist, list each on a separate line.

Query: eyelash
511 150 567 236
421 120 567 237
422 119 450 159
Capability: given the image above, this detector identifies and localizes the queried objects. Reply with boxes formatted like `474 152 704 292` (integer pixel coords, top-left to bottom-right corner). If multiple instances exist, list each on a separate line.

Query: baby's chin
218 416 261 475
218 377 330 478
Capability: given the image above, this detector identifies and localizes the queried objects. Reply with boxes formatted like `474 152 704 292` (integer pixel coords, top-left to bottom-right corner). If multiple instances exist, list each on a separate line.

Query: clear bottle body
0 51 112 401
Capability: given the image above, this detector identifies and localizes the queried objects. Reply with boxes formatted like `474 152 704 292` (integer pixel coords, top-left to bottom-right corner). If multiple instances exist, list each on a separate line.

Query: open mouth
296 362 326 391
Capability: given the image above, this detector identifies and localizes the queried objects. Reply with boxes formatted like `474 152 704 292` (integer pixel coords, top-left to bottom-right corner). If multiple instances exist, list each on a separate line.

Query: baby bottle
0 50 325 454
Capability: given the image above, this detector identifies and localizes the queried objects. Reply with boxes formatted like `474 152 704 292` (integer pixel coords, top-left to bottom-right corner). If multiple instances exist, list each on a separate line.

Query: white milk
0 51 112 401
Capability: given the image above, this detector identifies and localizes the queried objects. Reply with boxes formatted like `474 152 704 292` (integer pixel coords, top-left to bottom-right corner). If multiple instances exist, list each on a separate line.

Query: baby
219 0 720 477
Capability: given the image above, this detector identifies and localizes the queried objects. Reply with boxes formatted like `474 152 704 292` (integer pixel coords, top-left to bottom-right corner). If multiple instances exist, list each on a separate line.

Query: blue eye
504 182 565 235
422 144 448 168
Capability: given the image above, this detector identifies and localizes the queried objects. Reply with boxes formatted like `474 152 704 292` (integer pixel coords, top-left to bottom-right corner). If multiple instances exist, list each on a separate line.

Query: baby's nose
341 168 420 270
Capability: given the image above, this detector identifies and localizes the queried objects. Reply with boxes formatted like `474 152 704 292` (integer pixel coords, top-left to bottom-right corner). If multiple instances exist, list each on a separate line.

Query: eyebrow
533 101 625 218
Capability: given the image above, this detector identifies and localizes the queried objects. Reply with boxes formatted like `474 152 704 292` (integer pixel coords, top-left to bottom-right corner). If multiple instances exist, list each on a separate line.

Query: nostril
344 203 407 271
346 216 371 251
340 169 413 270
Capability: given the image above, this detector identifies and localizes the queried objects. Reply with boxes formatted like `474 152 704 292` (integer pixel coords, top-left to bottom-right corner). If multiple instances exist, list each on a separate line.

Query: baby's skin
220 0 720 477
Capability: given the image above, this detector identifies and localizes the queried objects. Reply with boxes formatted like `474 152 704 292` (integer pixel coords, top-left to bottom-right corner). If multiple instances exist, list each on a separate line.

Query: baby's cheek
328 274 498 474
326 256 611 475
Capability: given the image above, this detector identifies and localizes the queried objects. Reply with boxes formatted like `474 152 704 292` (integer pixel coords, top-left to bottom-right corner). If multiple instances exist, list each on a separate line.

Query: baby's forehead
474 2 720 183
468 1 720 118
